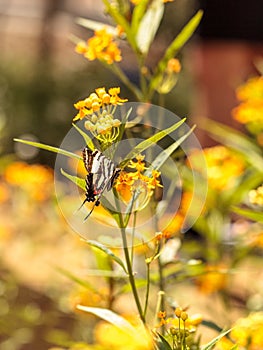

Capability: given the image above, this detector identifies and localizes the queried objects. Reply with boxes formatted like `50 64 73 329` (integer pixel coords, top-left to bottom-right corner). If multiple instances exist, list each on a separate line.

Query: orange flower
75 28 122 65
4 162 53 202
73 86 127 122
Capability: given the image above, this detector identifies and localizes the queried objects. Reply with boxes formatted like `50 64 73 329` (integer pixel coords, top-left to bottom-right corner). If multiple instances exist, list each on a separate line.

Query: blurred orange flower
4 162 53 202
195 264 228 295
232 76 263 125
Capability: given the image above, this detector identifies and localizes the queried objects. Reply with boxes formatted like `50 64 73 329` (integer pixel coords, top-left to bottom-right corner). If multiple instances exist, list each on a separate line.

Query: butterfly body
81 147 120 219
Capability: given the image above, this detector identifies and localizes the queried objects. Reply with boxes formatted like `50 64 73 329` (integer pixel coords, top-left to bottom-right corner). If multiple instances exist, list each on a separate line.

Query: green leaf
201 329 232 350
131 0 150 34
200 119 263 171
72 123 95 151
102 0 138 52
54 266 97 292
136 0 164 55
145 125 195 176
13 139 82 160
76 306 135 334
149 10 203 92
61 168 85 190
85 240 128 274
154 333 172 350
232 206 263 223
120 118 186 168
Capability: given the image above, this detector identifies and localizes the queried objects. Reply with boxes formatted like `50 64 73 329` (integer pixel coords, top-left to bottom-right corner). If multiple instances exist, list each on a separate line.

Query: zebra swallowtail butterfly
80 146 121 220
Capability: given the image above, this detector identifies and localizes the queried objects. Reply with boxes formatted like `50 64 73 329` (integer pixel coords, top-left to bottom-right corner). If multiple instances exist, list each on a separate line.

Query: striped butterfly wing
81 147 120 220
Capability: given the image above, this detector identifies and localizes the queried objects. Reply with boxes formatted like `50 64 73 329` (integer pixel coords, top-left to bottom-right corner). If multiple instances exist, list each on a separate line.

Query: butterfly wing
81 147 120 220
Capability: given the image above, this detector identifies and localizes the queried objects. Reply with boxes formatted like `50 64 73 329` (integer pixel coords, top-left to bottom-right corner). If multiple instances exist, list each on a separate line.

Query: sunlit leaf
86 240 128 273
72 123 95 151
13 138 81 160
144 125 195 175
155 333 172 350
136 0 164 54
232 206 263 223
54 266 97 292
201 329 232 350
150 10 203 92
76 306 135 333
61 168 85 190
120 118 186 168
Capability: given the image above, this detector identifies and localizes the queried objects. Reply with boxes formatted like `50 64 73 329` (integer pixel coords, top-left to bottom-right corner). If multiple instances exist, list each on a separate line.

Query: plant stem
120 224 145 323
143 261 150 319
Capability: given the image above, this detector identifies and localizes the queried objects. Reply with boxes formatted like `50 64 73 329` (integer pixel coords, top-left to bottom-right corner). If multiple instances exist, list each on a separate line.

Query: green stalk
143 261 150 319
113 189 145 323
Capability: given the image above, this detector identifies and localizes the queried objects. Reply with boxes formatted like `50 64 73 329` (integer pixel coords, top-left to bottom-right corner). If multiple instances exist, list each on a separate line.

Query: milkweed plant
13 1 263 349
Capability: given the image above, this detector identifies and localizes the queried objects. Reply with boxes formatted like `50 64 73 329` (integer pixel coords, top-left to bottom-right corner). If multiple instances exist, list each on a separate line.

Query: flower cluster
115 154 162 207
232 76 263 126
74 87 127 144
157 307 202 349
75 28 122 65
249 184 263 206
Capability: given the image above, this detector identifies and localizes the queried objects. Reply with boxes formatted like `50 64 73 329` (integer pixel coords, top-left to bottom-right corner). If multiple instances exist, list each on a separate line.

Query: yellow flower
232 76 263 126
75 28 122 65
167 58 181 73
188 146 245 191
218 312 263 350
114 155 162 206
236 76 263 102
73 87 127 122
249 185 263 206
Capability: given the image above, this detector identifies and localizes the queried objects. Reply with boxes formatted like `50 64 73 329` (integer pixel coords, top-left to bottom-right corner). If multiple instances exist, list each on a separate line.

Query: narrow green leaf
155 333 173 350
61 168 85 190
145 125 195 176
136 0 164 55
102 0 138 52
72 123 95 151
150 10 203 92
76 306 135 334
232 206 263 223
13 139 82 160
85 240 128 274
200 119 263 171
120 118 186 168
123 124 193 226
201 329 232 350
131 0 150 34
54 266 97 292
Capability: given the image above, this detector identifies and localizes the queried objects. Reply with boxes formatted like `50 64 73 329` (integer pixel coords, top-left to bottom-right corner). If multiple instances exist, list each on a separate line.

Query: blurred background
0 0 263 349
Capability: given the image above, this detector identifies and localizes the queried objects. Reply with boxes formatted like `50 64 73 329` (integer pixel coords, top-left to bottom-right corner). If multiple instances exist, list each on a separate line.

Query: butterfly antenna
74 198 88 215
83 200 99 221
